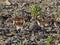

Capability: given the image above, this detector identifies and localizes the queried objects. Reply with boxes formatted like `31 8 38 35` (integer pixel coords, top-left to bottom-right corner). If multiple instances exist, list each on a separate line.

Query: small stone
58 43 60 45
5 0 11 5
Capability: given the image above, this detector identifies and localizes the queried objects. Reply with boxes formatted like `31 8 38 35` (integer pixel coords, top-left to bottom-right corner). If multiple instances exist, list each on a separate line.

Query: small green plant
53 12 58 18
31 4 42 19
45 36 52 45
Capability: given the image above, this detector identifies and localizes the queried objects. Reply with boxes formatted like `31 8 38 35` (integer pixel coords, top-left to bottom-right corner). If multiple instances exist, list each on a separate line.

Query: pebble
5 0 11 5
0 0 59 45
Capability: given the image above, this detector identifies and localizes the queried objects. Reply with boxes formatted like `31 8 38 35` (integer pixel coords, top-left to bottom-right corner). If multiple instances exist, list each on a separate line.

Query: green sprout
53 12 58 18
45 37 52 45
31 4 42 19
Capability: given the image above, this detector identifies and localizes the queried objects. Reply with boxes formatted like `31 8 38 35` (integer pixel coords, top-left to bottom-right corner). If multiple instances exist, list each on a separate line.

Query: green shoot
31 4 42 18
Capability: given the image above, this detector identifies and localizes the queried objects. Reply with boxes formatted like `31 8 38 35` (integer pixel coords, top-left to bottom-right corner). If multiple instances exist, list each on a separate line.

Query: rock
58 43 60 45
0 4 4 12
6 33 14 37
5 0 11 5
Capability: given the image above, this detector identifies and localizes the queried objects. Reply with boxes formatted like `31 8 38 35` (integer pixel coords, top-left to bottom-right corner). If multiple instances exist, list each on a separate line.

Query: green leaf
31 4 42 18
45 37 52 45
